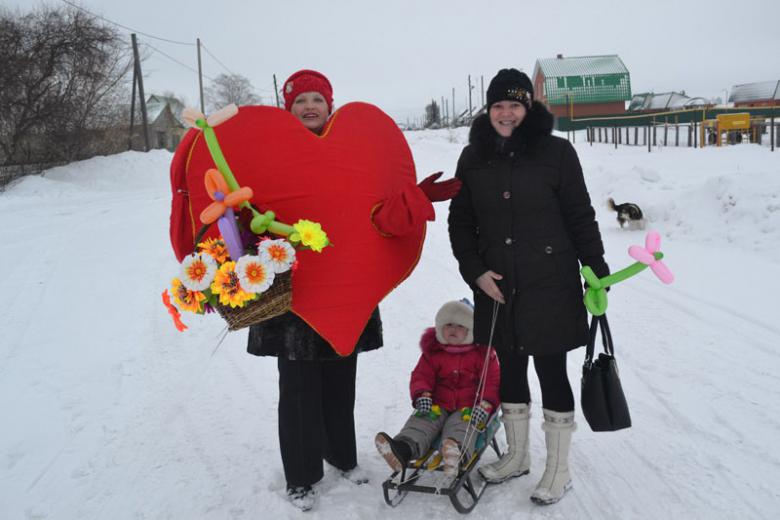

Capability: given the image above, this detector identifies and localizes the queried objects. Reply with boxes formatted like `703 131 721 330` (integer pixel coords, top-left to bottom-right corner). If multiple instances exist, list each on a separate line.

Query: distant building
629 92 711 112
729 80 780 107
532 54 632 119
143 95 186 151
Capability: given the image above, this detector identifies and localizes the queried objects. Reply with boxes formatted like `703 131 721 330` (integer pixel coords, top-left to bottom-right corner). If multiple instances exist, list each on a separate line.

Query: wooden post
772 113 775 152
131 34 150 152
614 127 618 149
625 126 629 145
617 126 621 144
635 126 638 146
197 38 205 114
675 123 679 146
653 124 657 146
664 124 668 146
598 127 601 142
647 125 651 152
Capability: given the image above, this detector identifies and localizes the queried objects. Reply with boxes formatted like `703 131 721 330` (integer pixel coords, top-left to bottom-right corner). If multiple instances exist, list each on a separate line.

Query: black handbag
581 314 632 432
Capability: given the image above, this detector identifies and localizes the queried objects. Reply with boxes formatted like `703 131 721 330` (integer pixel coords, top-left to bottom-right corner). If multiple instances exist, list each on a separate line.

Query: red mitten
418 172 462 202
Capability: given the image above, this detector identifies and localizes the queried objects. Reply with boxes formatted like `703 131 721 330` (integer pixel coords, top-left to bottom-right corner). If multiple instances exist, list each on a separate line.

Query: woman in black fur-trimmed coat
447 69 609 505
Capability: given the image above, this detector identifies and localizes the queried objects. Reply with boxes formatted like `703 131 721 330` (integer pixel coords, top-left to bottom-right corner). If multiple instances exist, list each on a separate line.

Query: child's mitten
414 395 433 414
466 401 493 431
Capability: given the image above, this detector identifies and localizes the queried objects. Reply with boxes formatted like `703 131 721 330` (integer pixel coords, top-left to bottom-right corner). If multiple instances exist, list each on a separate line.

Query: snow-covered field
1 130 779 519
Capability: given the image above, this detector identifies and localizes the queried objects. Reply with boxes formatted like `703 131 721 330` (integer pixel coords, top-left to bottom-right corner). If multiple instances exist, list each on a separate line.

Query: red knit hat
282 69 333 113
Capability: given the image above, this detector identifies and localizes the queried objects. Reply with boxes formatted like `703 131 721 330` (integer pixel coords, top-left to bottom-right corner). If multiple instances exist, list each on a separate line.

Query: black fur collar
468 100 554 159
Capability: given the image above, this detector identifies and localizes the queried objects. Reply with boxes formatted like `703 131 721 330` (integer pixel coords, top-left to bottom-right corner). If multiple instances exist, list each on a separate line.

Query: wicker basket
215 271 292 330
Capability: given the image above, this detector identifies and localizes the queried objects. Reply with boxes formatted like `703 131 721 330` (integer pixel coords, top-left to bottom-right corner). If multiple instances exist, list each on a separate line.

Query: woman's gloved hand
418 172 462 202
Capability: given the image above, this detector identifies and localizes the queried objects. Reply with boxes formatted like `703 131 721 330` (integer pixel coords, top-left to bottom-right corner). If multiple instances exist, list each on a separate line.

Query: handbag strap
585 314 616 364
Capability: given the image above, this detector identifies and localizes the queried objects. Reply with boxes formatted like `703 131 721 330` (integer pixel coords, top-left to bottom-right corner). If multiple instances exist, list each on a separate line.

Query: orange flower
258 239 296 273
236 255 275 293
171 278 207 313
210 261 255 308
180 253 217 291
198 237 229 264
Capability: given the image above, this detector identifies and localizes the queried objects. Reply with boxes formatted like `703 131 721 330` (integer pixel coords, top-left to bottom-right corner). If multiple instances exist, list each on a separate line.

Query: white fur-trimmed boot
531 409 576 505
478 402 530 483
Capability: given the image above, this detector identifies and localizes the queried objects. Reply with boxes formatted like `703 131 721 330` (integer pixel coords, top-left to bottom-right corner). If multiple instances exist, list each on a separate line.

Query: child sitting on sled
375 300 500 477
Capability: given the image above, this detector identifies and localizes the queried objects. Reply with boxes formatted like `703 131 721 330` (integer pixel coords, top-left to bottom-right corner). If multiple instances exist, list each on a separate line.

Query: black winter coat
246 308 383 360
448 102 608 356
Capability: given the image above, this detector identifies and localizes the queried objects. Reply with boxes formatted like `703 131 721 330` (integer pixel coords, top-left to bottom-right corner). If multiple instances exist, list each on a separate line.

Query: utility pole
468 75 473 119
273 74 281 108
130 34 150 152
196 38 205 114
128 51 137 150
481 75 485 109
452 87 456 126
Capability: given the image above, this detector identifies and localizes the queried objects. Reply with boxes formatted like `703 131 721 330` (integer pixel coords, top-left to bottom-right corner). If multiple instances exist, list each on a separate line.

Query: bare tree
205 73 261 112
0 6 134 166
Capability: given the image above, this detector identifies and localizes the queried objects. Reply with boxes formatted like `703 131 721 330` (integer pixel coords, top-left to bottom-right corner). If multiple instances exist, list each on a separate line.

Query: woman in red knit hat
246 69 461 511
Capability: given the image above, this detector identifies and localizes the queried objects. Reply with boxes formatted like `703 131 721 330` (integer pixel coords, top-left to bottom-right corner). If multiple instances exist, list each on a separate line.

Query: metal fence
578 119 778 152
0 162 68 191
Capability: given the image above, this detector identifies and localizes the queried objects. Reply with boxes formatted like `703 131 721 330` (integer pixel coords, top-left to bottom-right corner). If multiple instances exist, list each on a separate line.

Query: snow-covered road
1 131 779 519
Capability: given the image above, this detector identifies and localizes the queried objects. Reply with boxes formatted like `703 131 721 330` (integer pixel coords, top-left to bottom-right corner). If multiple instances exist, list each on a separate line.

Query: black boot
375 432 413 472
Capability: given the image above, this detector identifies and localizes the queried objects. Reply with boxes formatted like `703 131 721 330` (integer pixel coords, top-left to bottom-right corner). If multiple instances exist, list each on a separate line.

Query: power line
144 42 216 82
200 42 234 76
60 0 196 46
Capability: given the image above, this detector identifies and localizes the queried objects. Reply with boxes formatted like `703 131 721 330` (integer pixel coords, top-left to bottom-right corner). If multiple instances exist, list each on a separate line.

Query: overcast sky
6 0 780 122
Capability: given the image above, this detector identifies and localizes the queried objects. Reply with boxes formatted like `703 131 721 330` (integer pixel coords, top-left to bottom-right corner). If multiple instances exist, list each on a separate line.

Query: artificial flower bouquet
162 104 330 332
164 222 326 331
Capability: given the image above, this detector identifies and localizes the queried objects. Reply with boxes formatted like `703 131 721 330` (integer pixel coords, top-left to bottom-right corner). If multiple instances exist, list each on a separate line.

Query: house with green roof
532 54 632 122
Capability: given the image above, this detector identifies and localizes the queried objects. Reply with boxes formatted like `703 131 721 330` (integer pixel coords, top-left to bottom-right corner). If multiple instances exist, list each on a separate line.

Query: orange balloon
204 169 229 199
200 202 225 224
224 186 253 208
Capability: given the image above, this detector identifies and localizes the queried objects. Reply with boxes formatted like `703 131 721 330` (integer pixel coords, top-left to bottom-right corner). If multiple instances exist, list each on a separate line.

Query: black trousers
495 349 574 412
277 354 358 488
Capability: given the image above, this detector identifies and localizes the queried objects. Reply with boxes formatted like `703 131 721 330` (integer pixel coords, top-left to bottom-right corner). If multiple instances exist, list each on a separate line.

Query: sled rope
460 299 500 466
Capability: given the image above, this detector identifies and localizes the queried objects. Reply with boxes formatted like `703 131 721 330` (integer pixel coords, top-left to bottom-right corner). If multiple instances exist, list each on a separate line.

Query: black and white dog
607 198 645 230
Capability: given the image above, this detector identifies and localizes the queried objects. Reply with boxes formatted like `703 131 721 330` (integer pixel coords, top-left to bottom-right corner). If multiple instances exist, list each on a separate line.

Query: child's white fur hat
435 300 474 344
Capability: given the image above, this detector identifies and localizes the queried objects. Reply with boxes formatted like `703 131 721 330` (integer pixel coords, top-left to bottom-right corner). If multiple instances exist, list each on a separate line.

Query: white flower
258 239 296 274
235 255 275 294
180 253 217 291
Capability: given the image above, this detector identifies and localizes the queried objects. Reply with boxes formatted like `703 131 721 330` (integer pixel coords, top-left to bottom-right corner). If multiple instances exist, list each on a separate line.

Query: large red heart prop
169 103 425 355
